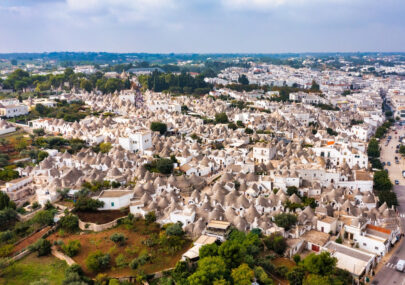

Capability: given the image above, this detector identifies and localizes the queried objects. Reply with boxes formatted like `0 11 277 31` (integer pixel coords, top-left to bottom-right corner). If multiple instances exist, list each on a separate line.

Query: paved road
373 125 405 284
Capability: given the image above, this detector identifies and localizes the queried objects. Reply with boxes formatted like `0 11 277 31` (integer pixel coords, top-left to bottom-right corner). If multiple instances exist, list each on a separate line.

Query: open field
0 253 68 285
48 220 191 277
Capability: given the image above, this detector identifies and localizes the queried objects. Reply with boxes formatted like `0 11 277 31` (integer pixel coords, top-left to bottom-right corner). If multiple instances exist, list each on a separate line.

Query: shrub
0 244 14 257
59 214 79 233
74 197 104 212
145 211 156 225
165 223 184 236
61 240 81 257
115 253 128 268
29 238 52 256
110 233 126 246
150 122 167 135
85 251 110 273
264 233 287 255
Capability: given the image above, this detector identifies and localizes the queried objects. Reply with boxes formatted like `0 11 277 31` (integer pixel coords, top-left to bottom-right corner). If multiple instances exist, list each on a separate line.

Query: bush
110 233 126 246
293 254 301 264
165 223 184 236
273 213 297 230
264 233 287 255
0 244 14 257
74 197 104 212
59 214 79 233
61 240 81 257
245 128 253 134
150 122 167 135
115 253 128 268
145 211 156 225
215 112 229 124
29 238 52 256
85 251 111 273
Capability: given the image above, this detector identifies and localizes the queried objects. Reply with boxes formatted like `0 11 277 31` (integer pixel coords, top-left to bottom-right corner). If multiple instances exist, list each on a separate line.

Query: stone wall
78 216 126 232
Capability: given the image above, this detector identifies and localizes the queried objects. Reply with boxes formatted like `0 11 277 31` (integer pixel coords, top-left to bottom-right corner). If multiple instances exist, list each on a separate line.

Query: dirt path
11 226 51 255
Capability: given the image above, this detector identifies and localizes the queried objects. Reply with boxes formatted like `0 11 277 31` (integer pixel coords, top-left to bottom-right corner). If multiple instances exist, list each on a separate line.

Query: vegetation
367 138 380 157
29 238 52 257
73 197 104 212
215 113 229 124
61 240 81 257
263 233 287 255
151 122 168 135
85 250 111 273
144 158 174 174
273 213 298 230
138 71 211 95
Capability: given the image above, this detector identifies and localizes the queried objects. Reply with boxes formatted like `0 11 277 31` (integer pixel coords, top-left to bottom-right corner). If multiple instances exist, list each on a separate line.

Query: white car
396 259 405 272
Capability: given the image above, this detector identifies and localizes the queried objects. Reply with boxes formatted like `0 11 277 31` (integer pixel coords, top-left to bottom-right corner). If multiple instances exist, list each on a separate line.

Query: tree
302 252 336 276
215 113 229 124
310 80 320 91
166 223 184 236
156 158 174 174
245 128 253 134
80 79 93 93
99 142 112 153
33 210 55 226
274 213 297 230
326 128 338 136
303 274 330 285
254 266 273 285
29 238 52 256
400 145 405 156
33 128 45 136
110 233 126 246
287 186 299 196
85 251 110 273
228 123 237 130
0 208 18 231
199 243 219 258
62 240 81 257
38 151 49 162
373 170 393 191
151 122 167 135
218 240 246 269
367 138 380 157
263 233 287 255
378 191 398 207
0 191 16 210
287 266 306 285
59 214 79 233
74 197 104 212
238 75 249 85
231 263 254 285
145 211 156 224
187 256 228 285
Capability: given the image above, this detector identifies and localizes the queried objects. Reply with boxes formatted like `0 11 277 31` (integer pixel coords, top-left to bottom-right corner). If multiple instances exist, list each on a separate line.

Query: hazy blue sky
0 0 404 53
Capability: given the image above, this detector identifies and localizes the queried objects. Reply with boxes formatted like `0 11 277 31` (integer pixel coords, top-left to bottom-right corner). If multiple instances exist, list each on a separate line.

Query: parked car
395 180 399 185
387 161 391 166
396 259 405 272
402 170 405 178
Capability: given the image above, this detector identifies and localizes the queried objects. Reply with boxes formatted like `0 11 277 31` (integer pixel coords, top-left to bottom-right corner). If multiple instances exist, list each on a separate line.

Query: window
375 246 378 250
111 202 115 207
363 243 366 246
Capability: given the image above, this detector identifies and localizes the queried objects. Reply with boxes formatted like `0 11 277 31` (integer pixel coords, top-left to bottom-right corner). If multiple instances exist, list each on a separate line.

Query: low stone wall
51 247 76 266
78 216 126 232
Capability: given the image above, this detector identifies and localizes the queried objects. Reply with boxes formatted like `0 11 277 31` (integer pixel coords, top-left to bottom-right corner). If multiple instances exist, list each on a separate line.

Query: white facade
119 131 152 152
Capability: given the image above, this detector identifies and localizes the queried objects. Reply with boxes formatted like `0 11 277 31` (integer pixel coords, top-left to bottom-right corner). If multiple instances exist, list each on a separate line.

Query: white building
119 131 152 152
96 190 133 210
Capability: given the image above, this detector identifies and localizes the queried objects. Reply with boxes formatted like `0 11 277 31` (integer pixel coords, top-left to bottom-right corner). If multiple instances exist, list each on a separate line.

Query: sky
0 0 404 53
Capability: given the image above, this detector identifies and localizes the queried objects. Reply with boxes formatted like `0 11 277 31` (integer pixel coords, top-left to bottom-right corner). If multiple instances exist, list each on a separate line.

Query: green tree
156 158 174 174
378 191 398 207
254 266 273 285
145 211 156 225
99 142 112 153
150 122 167 134
302 252 336 276
80 79 93 93
215 113 229 124
367 138 380 157
245 128 253 134
274 213 297 230
33 210 55 226
110 233 126 246
62 240 81 257
166 223 184 236
74 197 104 212
59 214 79 233
231 263 254 285
287 266 306 285
38 151 49 162
310 80 320 91
29 238 52 256
218 240 246 269
238 75 249 85
303 274 330 285
85 251 110 273
373 170 393 191
399 145 405 156
263 233 287 255
0 191 16 210
187 256 228 285
199 243 219 258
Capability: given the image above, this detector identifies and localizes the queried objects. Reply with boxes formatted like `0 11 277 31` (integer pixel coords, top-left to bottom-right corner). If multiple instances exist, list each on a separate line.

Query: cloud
220 0 352 10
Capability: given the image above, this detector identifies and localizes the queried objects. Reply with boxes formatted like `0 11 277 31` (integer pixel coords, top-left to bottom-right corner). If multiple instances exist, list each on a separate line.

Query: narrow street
372 124 405 284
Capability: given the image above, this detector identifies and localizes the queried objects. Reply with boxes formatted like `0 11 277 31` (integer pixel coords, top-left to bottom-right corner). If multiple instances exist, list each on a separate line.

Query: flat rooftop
99 190 133 198
206 220 231 230
300 230 330 246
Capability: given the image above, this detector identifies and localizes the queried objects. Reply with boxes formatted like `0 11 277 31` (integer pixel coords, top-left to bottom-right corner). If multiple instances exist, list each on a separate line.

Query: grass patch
272 257 296 269
0 253 68 285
